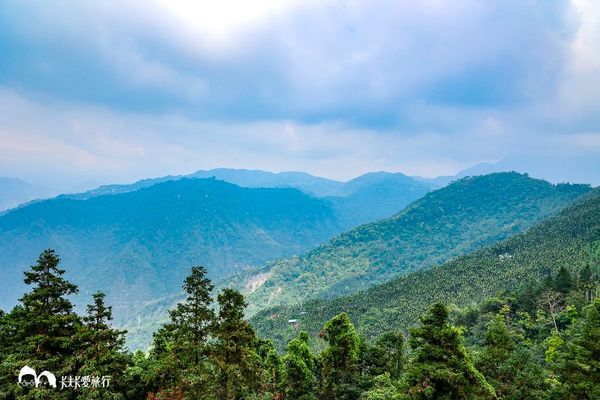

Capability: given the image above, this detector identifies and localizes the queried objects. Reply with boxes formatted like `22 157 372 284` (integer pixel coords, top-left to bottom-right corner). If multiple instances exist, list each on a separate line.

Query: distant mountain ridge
0 178 344 325
68 168 435 227
233 173 591 315
251 187 600 350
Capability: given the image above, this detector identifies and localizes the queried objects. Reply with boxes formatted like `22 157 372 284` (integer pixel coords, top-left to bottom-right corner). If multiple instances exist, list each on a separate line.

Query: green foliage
212 288 263 400
0 178 346 349
0 249 81 399
251 188 600 350
320 313 361 399
74 291 130 399
283 332 317 400
361 373 405 400
404 303 495 399
148 266 216 398
240 173 589 315
552 299 600 399
1 243 600 399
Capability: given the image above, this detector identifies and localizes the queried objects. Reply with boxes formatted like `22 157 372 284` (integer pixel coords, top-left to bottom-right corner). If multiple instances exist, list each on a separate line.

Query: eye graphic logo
18 366 57 388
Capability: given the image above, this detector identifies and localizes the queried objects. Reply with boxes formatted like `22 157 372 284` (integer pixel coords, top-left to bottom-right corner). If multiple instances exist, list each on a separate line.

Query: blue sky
0 0 599 188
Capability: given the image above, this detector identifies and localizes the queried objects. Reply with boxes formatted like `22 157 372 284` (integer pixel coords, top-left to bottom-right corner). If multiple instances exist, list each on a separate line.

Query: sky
0 0 599 189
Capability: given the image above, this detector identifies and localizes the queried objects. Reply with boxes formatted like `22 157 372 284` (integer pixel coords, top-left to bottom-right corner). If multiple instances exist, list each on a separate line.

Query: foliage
1 245 599 399
251 187 600 350
404 303 495 399
240 173 589 315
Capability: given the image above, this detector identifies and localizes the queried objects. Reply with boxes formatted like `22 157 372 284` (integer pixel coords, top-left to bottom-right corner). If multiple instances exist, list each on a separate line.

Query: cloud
0 0 581 123
0 1 598 186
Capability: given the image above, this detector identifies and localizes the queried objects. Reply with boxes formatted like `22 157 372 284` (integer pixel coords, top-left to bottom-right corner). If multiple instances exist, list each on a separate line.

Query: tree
374 332 404 381
554 266 573 294
75 291 129 399
538 290 564 333
320 313 361 400
405 303 495 399
260 341 284 400
283 331 316 400
553 298 600 399
361 373 404 400
359 332 404 394
0 249 81 399
477 307 549 399
212 288 263 400
579 263 595 302
151 266 216 399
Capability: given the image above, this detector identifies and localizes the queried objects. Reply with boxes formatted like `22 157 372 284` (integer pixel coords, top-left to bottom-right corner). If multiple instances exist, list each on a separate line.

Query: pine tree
75 291 129 399
320 313 361 400
405 303 495 399
151 266 216 399
283 331 316 400
212 288 263 400
0 249 81 399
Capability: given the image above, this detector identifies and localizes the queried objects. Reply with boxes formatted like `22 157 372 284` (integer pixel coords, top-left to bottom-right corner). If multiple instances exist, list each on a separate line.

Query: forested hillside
251 188 600 350
0 178 342 324
237 173 590 314
1 249 598 399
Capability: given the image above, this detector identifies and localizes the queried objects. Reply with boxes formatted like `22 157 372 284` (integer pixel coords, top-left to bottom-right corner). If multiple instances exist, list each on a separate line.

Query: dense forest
251 187 600 350
1 249 598 399
236 173 590 314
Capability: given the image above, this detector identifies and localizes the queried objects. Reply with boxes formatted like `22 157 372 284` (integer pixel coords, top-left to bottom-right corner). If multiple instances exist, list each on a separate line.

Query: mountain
251 187 600 350
0 177 53 212
327 172 433 226
69 168 344 199
0 178 344 324
70 168 435 228
234 173 590 315
424 154 600 187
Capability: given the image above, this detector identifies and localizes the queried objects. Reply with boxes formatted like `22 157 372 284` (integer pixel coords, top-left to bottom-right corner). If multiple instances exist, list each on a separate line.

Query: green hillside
0 178 342 325
238 173 590 313
251 188 600 350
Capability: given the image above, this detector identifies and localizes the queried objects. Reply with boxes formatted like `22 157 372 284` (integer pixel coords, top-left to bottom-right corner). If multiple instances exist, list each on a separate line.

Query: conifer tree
405 303 495 400
75 291 129 399
320 313 361 400
283 331 316 400
151 266 216 399
0 249 81 399
579 263 595 302
212 288 263 400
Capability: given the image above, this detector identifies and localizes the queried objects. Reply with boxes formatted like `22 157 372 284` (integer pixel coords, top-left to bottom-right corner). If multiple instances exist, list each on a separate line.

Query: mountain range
0 179 343 322
122 172 591 348
233 173 590 314
250 187 600 350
